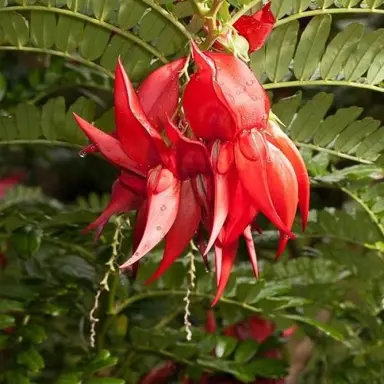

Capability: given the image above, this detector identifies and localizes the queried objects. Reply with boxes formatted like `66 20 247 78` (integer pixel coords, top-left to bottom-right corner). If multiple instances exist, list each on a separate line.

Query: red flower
182 42 308 303
74 59 211 282
74 41 310 305
233 2 275 53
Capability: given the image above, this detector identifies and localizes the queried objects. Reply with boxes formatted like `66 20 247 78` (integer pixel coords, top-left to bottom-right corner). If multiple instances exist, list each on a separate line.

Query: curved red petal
235 130 295 238
120 167 180 269
164 117 211 179
183 43 236 141
211 240 239 306
73 113 145 176
214 244 222 286
266 120 310 230
204 169 230 255
222 174 258 245
114 60 166 166
145 180 201 284
233 2 275 53
83 178 142 240
205 309 217 333
267 142 298 259
243 226 258 278
137 58 186 132
206 52 270 131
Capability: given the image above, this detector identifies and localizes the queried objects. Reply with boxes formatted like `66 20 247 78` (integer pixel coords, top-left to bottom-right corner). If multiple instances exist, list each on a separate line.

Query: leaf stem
340 187 384 240
0 46 113 77
113 290 262 315
263 80 384 93
275 8 384 28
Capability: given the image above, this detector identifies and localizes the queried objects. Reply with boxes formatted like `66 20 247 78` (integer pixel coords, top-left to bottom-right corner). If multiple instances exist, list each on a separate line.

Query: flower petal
183 42 237 141
114 59 166 166
206 51 270 131
222 176 257 245
145 179 201 284
266 120 310 230
211 240 239 306
73 113 145 176
205 142 231 255
120 167 180 269
138 58 186 132
214 244 222 286
243 226 258 279
235 130 295 238
233 2 275 53
267 142 298 259
164 117 211 179
83 177 142 240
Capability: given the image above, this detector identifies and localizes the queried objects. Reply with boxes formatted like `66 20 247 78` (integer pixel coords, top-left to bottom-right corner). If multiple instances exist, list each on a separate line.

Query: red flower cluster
74 41 309 304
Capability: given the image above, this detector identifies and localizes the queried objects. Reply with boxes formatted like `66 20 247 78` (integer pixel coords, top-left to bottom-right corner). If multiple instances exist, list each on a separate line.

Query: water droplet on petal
160 204 167 211
156 226 162 231
79 150 87 158
284 234 290 240
246 80 255 86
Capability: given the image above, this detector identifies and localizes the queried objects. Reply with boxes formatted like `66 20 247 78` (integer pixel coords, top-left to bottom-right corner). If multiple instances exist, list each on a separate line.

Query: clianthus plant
74 4 310 304
1 0 384 383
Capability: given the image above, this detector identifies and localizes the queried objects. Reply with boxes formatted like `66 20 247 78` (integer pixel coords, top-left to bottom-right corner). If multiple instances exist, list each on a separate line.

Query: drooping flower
182 42 308 301
74 59 211 282
233 2 275 53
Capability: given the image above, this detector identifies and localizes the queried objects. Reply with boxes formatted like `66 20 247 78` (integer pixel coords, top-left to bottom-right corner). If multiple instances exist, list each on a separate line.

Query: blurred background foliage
0 0 384 383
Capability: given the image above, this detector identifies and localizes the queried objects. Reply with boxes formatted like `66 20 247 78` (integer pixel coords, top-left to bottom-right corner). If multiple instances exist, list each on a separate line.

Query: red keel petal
120 167 180 269
138 58 186 132
114 60 166 166
266 120 310 230
73 113 145 176
83 177 142 240
212 240 239 306
267 142 298 259
235 130 295 238
243 226 258 279
145 180 201 284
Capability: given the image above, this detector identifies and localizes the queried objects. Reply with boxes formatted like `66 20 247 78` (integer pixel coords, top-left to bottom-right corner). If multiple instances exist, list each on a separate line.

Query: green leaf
55 16 84 53
56 373 82 384
31 12 56 49
282 314 345 341
234 339 260 363
0 12 29 46
334 118 380 153
21 324 47 344
85 379 125 384
15 104 41 140
320 22 364 80
41 96 66 141
344 29 384 81
367 50 384 85
17 347 45 373
92 0 118 21
313 107 363 147
293 15 332 80
0 314 15 329
11 226 42 258
0 299 24 312
5 372 31 384
80 24 110 61
266 21 299 82
289 92 334 141
247 359 288 379
272 91 302 127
